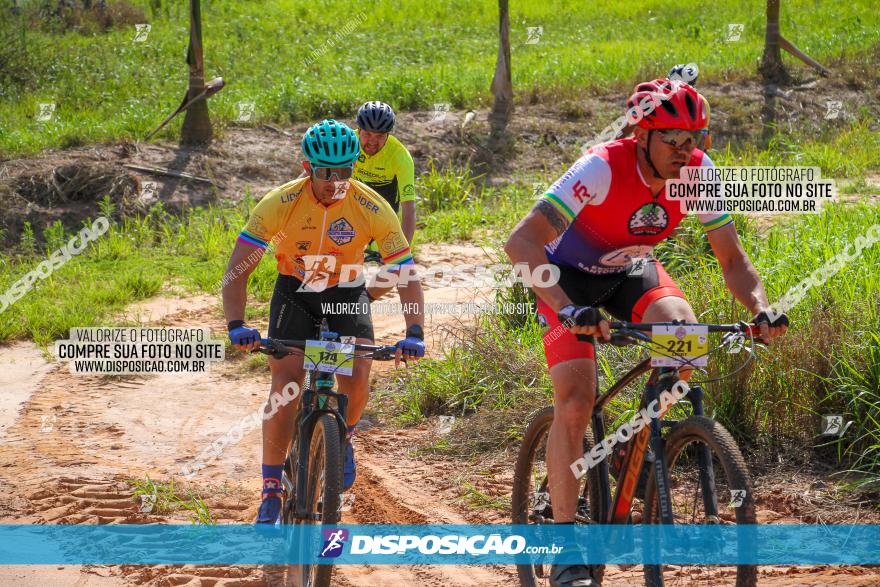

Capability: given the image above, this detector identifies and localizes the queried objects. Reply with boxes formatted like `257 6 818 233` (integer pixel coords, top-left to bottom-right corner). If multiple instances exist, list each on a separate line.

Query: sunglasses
312 166 354 181
656 128 708 149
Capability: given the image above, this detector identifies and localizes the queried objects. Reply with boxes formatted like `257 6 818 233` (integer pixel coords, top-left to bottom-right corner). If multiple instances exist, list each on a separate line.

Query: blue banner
0 524 878 565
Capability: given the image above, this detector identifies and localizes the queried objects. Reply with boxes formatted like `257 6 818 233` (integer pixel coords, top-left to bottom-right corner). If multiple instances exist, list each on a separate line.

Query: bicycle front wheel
642 415 757 587
297 413 344 587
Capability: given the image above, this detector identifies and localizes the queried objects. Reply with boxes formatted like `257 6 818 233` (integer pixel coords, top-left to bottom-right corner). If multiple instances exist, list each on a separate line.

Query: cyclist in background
353 101 417 263
222 119 426 524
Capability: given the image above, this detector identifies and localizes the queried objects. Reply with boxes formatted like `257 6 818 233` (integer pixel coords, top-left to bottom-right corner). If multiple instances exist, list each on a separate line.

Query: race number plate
650 325 708 367
304 339 355 375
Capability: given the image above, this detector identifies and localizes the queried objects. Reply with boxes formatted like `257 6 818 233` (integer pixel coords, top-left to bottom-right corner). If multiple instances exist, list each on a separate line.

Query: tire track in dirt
333 427 518 587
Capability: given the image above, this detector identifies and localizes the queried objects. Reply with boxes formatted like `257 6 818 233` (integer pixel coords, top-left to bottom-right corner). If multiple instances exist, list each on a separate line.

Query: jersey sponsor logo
354 193 380 213
302 217 317 230
280 188 302 204
381 232 406 255
628 203 669 236
571 180 593 203
297 241 311 251
248 213 269 236
327 217 356 246
358 154 366 163
598 245 655 268
403 184 415 198
573 245 654 275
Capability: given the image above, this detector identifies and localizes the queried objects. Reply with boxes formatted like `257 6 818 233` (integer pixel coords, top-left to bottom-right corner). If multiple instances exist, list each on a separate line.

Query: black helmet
356 101 396 133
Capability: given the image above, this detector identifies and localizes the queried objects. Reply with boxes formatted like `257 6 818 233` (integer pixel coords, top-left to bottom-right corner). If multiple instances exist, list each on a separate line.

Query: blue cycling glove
396 325 426 359
228 320 261 346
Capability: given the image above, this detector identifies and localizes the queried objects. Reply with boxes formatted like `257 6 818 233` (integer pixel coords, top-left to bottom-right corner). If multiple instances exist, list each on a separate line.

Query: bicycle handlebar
587 320 760 348
254 337 400 361
607 320 759 335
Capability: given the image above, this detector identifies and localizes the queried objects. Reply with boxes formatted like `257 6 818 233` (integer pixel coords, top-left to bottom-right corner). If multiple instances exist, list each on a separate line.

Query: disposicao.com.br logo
327 530 562 556
319 528 349 558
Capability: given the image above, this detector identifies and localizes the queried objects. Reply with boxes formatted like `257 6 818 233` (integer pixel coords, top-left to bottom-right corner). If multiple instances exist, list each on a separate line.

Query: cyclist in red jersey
505 79 788 587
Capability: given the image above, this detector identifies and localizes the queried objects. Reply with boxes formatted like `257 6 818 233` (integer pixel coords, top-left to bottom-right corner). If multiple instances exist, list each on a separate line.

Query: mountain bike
254 321 399 587
512 320 762 587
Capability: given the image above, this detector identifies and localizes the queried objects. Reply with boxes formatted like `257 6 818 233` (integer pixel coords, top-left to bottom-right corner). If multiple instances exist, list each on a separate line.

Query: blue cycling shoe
343 438 356 490
256 494 282 524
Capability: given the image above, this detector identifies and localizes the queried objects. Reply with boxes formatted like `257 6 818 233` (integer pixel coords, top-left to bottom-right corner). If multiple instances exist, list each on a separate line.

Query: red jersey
541 136 732 275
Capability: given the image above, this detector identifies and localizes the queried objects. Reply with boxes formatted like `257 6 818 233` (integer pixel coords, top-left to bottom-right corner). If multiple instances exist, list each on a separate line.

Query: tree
489 0 512 143
760 0 788 83
180 0 212 144
760 0 829 84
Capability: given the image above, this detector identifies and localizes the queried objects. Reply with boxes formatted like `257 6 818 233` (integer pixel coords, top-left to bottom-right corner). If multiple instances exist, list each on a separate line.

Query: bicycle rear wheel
642 415 757 587
286 413 343 587
511 406 604 587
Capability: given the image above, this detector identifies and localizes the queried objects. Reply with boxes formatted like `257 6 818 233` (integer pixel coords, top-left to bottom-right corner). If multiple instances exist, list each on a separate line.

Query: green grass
385 201 880 484
712 121 880 179
130 475 215 524
417 166 539 243
2 0 879 156
0 194 277 344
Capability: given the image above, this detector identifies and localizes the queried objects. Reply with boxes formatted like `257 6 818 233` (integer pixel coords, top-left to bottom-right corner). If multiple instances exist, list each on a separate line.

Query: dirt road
1 244 878 586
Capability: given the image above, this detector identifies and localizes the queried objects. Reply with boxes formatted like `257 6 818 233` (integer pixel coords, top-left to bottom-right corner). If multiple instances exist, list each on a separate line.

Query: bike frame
284 327 350 521
590 360 718 525
268 326 397 522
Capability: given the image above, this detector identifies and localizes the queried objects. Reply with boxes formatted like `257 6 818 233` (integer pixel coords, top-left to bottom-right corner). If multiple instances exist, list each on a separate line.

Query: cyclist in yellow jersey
221 119 426 524
354 102 417 260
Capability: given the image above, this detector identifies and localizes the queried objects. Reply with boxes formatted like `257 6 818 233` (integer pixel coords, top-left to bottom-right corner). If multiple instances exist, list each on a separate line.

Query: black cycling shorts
268 274 374 342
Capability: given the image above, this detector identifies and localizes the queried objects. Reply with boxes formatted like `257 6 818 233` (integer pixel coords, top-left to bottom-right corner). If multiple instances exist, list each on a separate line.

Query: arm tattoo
535 200 570 236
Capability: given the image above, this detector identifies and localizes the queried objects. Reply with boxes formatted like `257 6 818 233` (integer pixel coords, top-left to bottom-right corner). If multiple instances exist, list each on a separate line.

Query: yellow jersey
353 133 415 213
238 177 413 287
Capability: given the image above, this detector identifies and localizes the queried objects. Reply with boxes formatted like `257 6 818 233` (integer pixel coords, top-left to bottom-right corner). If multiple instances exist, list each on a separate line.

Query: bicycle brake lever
621 329 652 343
254 339 291 359
609 333 635 347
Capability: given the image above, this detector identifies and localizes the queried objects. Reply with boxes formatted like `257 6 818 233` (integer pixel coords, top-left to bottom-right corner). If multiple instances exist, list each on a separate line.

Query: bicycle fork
686 385 719 520
650 380 719 523
645 379 674 525
291 381 349 520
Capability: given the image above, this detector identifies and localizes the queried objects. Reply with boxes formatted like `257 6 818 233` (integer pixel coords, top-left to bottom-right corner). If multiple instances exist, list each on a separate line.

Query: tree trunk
760 0 789 84
180 0 212 145
489 0 512 141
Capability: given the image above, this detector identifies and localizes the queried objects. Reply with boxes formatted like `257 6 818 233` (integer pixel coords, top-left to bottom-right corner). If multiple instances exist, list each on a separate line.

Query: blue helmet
301 119 360 167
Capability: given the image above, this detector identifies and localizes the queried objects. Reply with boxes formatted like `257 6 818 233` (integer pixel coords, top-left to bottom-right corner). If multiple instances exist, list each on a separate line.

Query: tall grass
387 201 880 483
712 121 880 179
0 194 278 344
3 0 879 156
416 167 537 243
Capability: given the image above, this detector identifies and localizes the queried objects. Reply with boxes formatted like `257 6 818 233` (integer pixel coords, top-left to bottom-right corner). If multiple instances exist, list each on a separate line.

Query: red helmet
626 79 708 131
